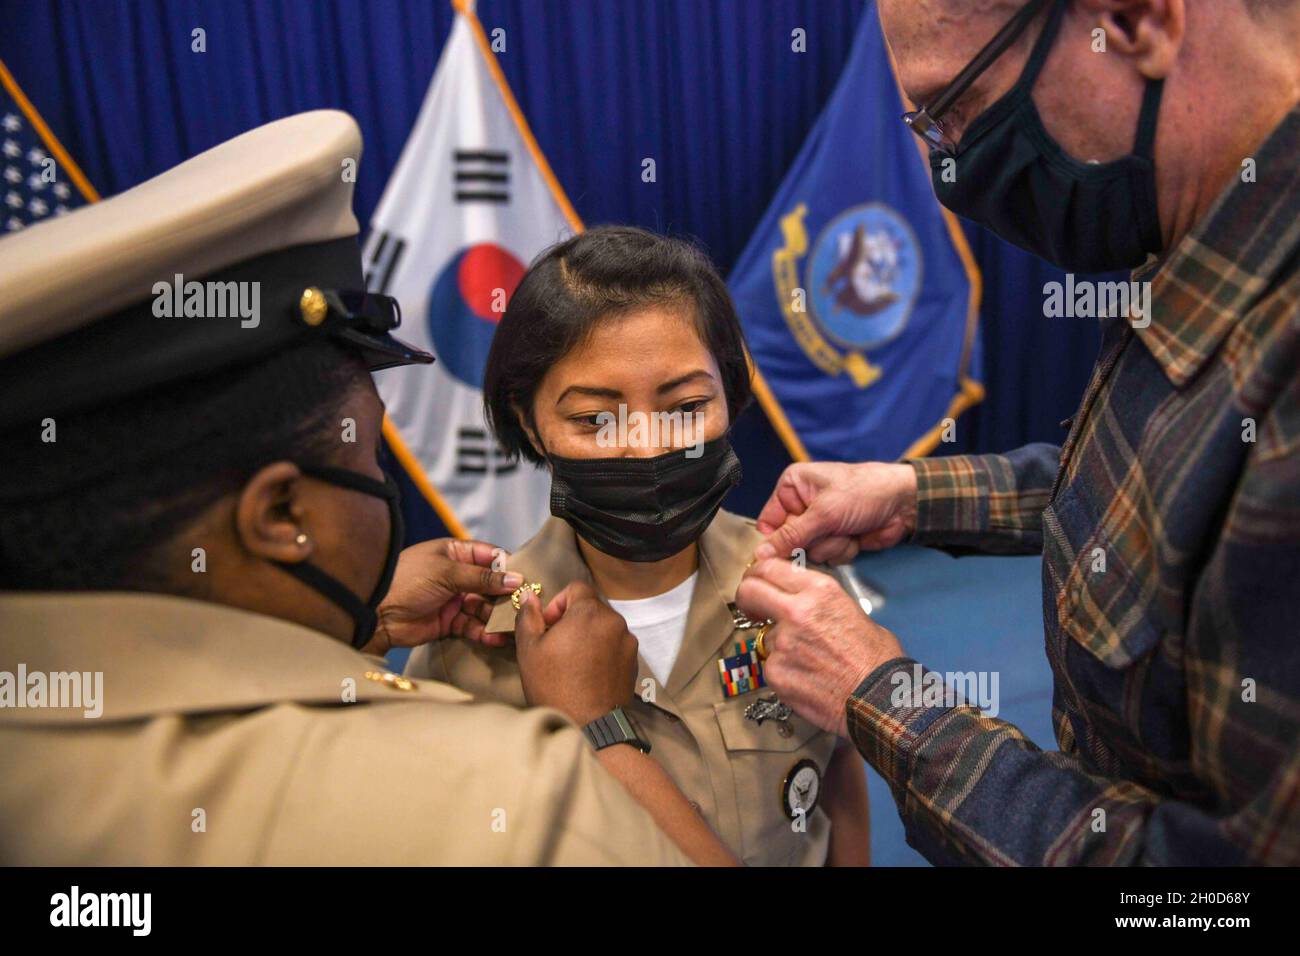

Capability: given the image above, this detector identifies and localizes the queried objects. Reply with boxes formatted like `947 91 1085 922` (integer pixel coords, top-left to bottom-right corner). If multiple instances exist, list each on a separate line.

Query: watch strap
582 706 651 754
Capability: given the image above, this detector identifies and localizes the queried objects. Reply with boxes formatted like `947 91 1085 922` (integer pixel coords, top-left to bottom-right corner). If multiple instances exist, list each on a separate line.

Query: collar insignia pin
510 582 543 610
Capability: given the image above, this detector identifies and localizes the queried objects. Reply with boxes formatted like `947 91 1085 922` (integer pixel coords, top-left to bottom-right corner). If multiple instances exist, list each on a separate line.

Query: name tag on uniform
717 638 767 698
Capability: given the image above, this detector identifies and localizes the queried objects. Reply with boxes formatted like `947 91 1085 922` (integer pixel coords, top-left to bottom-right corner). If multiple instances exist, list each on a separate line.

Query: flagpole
383 418 472 539
453 0 583 234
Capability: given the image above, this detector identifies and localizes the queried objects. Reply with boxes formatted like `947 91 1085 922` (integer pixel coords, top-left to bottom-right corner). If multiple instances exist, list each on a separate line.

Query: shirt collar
485 512 760 631
483 512 763 695
1135 104 1300 388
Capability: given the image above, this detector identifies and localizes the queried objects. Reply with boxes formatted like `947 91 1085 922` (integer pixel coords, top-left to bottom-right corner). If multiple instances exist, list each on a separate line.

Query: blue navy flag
729 3 983 464
0 59 94 234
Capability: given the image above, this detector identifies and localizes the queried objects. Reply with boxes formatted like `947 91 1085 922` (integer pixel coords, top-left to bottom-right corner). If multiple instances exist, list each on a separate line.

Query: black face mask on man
547 435 743 563
273 464 403 650
931 0 1165 273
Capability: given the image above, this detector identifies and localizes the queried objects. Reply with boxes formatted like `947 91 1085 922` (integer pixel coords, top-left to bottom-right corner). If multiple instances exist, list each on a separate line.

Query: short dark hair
483 225 753 464
0 340 370 590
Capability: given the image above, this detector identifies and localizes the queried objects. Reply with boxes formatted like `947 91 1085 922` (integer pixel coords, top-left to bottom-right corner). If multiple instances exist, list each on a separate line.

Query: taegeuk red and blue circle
427 242 526 388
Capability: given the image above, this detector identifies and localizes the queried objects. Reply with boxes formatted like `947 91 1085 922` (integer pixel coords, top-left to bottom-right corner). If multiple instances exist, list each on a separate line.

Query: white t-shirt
606 572 698 688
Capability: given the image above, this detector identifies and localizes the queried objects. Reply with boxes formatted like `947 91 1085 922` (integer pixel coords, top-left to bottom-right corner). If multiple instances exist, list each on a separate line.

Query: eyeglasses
901 0 1052 157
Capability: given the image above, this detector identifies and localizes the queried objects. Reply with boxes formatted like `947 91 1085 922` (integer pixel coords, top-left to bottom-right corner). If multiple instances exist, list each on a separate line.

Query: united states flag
1 64 91 234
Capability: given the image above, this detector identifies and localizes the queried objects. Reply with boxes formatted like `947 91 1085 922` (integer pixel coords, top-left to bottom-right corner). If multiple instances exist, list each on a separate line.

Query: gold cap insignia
299 286 328 326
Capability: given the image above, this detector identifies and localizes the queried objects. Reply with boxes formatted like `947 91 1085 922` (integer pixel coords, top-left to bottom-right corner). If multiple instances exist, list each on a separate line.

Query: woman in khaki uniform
407 226 871 866
0 115 731 867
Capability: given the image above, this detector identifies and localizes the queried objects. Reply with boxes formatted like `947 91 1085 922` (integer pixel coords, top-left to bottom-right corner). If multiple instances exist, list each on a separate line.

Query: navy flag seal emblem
774 201 922 389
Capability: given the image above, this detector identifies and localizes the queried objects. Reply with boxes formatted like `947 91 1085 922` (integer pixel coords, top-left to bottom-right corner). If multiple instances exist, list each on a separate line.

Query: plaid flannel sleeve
847 655 1300 865
908 443 1061 555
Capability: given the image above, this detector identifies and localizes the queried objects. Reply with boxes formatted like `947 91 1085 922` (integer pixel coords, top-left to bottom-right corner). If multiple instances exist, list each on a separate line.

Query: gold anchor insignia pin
511 581 543 610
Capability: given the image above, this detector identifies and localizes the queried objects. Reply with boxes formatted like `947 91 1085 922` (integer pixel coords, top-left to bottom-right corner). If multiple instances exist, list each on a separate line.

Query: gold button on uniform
364 669 417 692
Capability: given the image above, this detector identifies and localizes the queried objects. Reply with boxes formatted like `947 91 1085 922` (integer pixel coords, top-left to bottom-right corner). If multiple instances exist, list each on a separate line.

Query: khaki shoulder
406 639 527 707
259 695 689 865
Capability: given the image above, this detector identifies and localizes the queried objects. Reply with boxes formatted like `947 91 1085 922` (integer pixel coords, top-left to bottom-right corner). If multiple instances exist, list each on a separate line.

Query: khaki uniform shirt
0 591 690 866
407 510 839 866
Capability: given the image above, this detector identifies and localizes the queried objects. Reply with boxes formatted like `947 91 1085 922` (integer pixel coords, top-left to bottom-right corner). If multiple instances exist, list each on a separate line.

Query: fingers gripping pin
510 582 543 610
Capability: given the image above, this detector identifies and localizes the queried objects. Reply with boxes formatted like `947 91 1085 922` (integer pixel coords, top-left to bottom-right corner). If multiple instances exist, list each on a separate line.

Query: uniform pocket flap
713 698 823 752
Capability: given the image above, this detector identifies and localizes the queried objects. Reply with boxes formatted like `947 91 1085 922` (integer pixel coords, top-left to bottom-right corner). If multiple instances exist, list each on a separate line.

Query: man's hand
513 582 638 727
736 559 905 738
754 461 918 565
365 538 523 656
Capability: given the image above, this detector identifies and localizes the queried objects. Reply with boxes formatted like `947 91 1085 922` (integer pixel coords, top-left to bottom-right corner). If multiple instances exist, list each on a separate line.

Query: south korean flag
366 0 579 549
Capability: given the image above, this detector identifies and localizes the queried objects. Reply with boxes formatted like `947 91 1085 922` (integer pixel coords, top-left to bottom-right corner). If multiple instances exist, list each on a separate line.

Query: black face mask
547 435 743 563
931 0 1164 273
274 464 403 650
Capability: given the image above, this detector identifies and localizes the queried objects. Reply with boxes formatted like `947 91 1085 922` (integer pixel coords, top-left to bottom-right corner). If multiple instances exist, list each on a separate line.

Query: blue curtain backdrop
0 0 1109 520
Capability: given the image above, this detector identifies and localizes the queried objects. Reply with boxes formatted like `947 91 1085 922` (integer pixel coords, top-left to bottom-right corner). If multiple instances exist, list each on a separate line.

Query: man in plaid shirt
738 0 1300 864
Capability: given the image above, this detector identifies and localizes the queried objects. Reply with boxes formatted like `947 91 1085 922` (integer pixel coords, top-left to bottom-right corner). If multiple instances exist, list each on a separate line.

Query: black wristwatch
582 706 652 754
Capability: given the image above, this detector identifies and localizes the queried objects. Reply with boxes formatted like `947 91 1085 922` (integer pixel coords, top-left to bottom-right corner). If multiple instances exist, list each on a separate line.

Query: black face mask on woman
273 464 404 650
547 435 743 563
931 0 1165 273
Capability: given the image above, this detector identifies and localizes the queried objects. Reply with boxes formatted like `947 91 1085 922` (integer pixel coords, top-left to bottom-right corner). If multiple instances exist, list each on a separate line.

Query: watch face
782 759 821 819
